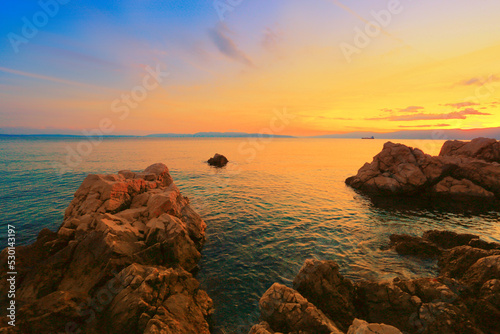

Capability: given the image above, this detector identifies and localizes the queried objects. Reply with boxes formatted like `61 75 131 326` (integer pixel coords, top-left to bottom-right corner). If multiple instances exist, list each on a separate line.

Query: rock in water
207 153 228 167
249 230 500 334
0 163 213 334
345 139 500 211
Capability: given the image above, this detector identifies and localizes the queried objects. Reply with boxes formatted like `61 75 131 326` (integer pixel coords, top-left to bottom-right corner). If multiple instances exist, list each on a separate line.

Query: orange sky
1 0 499 136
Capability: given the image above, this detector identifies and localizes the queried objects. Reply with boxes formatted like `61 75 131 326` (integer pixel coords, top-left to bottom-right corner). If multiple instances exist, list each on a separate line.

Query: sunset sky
1 0 500 136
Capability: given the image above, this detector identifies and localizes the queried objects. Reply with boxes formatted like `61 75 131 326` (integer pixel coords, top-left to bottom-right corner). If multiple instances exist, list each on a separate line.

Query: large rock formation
249 230 500 334
0 163 213 333
345 138 500 210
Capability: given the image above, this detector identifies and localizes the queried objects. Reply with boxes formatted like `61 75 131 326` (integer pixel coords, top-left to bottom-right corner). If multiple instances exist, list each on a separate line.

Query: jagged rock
207 153 228 167
440 137 500 163
472 279 500 333
248 322 279 334
347 319 402 334
462 255 500 292
355 279 418 332
255 229 499 334
422 230 480 249
345 140 500 210
438 246 500 279
293 259 356 331
0 164 212 333
259 283 343 334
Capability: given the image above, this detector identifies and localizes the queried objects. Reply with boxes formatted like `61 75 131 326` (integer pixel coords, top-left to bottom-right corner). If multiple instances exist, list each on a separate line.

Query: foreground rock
207 153 228 167
0 163 213 333
345 138 500 210
250 230 500 334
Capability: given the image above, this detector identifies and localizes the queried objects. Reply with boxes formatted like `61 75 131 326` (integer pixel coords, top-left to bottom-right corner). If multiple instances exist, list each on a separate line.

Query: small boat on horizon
362 136 375 139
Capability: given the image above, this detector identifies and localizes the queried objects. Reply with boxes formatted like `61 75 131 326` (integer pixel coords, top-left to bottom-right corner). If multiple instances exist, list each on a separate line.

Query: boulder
345 139 500 210
347 319 402 334
293 259 356 331
0 164 212 333
440 137 500 163
207 153 228 167
258 283 343 334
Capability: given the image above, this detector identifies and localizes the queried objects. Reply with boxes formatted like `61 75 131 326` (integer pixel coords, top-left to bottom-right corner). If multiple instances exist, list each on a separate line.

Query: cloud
458 75 499 86
380 106 424 114
208 23 254 67
0 66 118 92
368 108 491 121
399 106 424 113
398 124 450 128
443 101 479 108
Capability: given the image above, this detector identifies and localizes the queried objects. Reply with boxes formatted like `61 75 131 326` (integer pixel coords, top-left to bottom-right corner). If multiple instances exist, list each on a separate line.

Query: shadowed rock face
345 138 500 210
0 163 213 334
207 153 228 167
250 230 500 334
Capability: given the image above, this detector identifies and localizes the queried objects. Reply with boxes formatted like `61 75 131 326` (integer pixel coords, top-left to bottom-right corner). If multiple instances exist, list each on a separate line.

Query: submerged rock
0 163 212 334
207 153 228 167
345 138 500 210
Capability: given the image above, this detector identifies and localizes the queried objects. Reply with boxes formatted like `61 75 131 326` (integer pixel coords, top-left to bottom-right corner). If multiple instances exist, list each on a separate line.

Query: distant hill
146 132 295 138
313 127 500 140
2 128 500 140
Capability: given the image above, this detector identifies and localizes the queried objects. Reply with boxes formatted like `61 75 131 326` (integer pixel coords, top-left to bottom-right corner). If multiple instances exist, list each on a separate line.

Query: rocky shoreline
1 140 500 334
345 138 500 211
0 163 213 333
249 230 500 334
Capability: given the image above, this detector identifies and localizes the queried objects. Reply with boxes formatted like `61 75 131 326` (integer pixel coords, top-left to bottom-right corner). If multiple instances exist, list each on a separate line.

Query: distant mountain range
312 127 500 140
145 132 295 138
1 128 500 140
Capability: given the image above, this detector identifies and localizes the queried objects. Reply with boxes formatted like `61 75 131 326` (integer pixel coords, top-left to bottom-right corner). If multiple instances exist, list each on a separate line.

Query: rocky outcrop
345 138 500 210
0 163 213 333
207 153 228 167
292 259 356 331
250 230 500 334
440 137 500 163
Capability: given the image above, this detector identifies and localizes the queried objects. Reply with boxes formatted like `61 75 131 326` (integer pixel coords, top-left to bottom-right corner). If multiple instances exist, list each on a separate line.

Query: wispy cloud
0 66 118 92
443 101 479 108
208 23 254 67
399 106 424 113
457 75 499 86
369 108 491 121
398 124 450 128
380 106 424 114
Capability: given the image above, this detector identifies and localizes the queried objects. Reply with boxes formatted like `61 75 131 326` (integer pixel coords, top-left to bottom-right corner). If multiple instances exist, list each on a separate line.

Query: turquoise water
1 137 499 333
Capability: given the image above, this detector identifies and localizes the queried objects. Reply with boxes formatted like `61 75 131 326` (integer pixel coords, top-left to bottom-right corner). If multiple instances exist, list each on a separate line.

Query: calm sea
1 137 499 333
